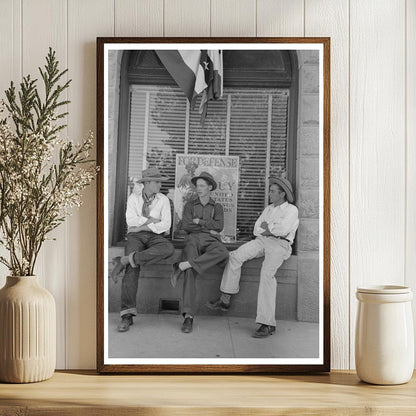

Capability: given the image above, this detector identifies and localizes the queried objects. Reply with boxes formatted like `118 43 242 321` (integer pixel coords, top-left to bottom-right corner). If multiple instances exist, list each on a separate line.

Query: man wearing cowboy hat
207 176 299 338
171 171 229 333
111 167 175 332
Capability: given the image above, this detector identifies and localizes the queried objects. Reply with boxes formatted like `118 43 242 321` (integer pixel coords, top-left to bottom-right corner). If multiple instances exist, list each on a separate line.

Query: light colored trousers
220 236 291 327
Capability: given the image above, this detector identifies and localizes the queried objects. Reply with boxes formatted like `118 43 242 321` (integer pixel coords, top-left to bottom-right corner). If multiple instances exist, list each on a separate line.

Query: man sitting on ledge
111 167 174 332
171 171 229 334
207 176 299 339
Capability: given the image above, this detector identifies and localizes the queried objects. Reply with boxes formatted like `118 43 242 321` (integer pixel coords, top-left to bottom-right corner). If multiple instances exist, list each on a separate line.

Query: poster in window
173 154 239 242
97 37 331 374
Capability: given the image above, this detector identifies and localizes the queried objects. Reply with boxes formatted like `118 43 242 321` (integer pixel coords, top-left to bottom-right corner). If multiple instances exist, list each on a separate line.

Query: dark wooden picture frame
97 37 330 374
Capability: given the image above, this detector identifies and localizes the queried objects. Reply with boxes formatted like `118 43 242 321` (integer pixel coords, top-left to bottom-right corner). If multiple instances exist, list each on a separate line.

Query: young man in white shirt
207 177 299 338
111 167 175 332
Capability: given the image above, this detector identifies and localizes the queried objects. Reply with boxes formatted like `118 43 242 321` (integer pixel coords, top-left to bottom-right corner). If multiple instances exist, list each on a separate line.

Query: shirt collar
272 201 289 209
194 197 215 206
141 192 160 202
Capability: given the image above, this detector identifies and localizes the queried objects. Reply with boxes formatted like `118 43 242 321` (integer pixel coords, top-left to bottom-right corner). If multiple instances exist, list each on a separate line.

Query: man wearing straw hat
111 167 175 332
207 176 299 338
171 171 229 334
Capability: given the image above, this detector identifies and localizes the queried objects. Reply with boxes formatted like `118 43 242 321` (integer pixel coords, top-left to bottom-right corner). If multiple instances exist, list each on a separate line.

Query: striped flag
155 50 207 104
198 50 223 125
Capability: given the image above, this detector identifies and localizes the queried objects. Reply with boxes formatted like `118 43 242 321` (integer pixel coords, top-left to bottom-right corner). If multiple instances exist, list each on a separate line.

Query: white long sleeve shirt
125 192 171 235
253 201 299 243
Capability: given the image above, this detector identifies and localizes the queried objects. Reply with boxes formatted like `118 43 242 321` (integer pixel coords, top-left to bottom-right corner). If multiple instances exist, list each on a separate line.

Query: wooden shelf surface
0 370 415 415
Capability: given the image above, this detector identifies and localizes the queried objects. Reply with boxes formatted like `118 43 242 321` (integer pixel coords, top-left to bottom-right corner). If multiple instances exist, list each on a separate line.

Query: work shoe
181 316 193 333
111 256 126 283
206 298 230 312
252 324 276 338
117 314 133 332
170 263 182 288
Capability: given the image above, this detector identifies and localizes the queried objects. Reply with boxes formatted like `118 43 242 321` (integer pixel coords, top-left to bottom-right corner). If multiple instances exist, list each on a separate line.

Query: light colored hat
191 171 217 191
138 167 169 182
269 176 295 203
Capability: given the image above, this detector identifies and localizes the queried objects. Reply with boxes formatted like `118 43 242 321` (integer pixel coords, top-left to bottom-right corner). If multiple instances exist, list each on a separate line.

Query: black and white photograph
97 38 330 373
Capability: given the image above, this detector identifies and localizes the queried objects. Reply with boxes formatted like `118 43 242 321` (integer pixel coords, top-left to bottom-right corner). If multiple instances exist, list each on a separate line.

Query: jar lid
357 285 411 294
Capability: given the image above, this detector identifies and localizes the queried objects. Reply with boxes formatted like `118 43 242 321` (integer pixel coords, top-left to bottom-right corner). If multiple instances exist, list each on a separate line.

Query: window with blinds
127 84 290 241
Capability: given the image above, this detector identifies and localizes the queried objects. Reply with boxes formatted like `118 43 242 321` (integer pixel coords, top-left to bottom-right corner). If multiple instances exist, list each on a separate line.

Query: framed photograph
96 37 330 373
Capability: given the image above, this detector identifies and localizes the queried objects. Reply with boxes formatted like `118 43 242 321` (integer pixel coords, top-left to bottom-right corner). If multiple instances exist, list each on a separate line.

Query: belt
272 236 291 244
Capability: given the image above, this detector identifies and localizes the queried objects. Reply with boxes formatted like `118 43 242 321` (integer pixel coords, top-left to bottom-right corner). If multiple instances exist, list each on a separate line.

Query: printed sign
173 154 239 242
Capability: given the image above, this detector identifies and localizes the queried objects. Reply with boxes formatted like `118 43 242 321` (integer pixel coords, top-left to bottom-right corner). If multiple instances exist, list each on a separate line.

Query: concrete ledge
109 247 298 320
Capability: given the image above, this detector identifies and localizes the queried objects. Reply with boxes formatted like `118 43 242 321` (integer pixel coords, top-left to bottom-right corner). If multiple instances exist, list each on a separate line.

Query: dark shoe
181 316 193 333
252 324 276 338
170 263 182 288
111 257 125 283
117 314 133 332
206 298 230 312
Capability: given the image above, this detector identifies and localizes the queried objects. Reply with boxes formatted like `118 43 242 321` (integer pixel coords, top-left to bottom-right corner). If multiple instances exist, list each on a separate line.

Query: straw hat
269 176 295 203
138 167 169 182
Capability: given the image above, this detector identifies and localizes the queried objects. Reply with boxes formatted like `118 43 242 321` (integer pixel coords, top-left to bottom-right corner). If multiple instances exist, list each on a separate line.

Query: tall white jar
355 285 414 385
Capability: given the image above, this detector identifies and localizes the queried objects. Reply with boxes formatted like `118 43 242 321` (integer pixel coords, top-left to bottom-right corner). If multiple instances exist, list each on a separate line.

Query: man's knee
164 240 175 256
183 237 199 256
230 246 250 264
218 246 229 261
125 233 140 254
185 233 199 243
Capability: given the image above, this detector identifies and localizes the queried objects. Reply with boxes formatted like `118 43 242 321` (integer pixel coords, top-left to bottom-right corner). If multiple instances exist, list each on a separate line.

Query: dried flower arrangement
0 48 97 276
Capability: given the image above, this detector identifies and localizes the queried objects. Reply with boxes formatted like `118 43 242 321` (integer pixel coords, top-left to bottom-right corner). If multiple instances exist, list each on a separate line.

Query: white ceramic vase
0 276 56 383
355 285 414 385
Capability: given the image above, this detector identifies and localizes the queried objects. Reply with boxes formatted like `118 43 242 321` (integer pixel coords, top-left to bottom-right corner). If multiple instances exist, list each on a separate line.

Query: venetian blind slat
147 87 187 194
270 93 289 175
189 95 227 154
128 90 146 182
229 92 268 238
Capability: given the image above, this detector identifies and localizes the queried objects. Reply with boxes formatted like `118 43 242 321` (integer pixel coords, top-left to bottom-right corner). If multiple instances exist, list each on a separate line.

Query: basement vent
159 299 180 314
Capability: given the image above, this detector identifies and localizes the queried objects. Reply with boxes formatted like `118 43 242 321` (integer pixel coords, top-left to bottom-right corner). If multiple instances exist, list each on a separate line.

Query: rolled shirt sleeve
200 203 224 232
126 194 148 227
253 209 266 237
147 196 172 234
181 201 202 232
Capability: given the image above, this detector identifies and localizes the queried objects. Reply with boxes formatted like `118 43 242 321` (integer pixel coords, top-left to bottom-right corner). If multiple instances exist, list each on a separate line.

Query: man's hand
144 217 161 225
209 230 220 236
192 218 200 224
260 221 269 230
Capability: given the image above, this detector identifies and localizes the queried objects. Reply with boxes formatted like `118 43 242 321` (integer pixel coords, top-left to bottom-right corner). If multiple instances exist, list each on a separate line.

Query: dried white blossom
0 50 97 276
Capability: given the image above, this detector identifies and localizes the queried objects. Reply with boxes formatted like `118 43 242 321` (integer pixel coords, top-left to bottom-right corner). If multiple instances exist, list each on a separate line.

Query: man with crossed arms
208 176 299 338
111 167 174 332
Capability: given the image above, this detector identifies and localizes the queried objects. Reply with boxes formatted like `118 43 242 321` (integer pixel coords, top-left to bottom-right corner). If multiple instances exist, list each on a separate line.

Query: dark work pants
182 233 229 316
120 231 175 317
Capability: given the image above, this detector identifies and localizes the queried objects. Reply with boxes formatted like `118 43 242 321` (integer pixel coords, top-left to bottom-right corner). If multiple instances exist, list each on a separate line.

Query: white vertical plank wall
22 0 68 369
349 0 406 369
0 0 21 287
0 0 414 370
66 0 113 369
165 0 210 37
406 0 416 365
115 0 163 37
304 0 350 371
211 0 256 37
257 0 304 37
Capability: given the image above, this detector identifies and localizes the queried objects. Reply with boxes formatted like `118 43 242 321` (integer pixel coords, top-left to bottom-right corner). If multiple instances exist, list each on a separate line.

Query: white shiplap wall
0 0 413 370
